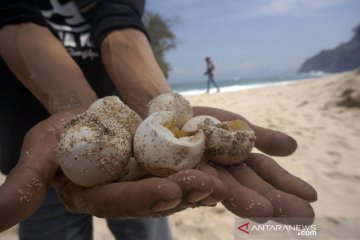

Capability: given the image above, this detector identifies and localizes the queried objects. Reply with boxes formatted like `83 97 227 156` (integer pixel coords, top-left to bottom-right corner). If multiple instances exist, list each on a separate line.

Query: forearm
100 29 171 117
0 23 97 114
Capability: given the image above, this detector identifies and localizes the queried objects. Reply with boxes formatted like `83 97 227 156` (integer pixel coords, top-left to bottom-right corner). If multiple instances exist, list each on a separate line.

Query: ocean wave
170 73 325 96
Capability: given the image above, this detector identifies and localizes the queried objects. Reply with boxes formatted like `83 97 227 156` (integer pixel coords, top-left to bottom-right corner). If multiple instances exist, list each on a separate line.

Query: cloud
245 0 348 17
148 0 352 27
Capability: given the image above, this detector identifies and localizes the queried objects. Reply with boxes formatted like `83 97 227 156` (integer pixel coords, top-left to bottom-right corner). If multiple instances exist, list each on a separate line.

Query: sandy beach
1 69 360 239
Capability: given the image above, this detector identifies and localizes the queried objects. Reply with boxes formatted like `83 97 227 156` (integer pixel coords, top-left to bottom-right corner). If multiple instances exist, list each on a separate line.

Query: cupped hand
0 106 317 232
0 111 76 232
193 106 317 224
0 110 228 232
54 163 227 219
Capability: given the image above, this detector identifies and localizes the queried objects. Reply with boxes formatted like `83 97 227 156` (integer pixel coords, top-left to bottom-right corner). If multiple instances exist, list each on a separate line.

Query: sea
169 71 327 95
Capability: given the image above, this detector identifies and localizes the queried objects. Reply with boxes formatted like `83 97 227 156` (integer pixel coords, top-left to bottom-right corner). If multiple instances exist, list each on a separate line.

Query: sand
1 69 360 239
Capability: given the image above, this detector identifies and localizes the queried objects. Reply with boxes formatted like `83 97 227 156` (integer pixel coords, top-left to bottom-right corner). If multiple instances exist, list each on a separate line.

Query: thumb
0 116 64 232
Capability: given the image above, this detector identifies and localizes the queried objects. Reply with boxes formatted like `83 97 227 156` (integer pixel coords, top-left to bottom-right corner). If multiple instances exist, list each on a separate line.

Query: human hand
193 106 317 224
0 111 228 231
54 162 227 219
0 111 77 232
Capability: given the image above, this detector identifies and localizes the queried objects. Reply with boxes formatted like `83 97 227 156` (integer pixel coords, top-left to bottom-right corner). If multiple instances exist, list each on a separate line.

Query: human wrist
100 29 171 117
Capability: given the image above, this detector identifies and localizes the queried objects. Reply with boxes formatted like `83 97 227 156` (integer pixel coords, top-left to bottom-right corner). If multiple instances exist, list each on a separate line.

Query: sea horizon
169 71 328 96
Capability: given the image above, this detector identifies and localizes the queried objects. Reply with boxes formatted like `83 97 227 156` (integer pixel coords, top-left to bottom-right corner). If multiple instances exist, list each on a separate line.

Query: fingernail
151 199 180 212
200 196 219 206
187 191 212 203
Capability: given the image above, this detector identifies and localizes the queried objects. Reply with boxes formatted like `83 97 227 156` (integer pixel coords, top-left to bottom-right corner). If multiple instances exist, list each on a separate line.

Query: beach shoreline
171 72 328 96
1 69 360 240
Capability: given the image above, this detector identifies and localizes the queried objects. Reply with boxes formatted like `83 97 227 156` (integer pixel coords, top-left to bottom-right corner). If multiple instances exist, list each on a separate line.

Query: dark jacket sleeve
0 0 49 30
75 0 148 47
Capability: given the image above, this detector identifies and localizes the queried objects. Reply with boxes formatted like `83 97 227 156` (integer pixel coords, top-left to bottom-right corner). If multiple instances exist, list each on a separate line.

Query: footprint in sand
298 100 309 107
292 130 302 136
323 171 360 184
326 150 342 164
303 113 314 123
316 158 335 168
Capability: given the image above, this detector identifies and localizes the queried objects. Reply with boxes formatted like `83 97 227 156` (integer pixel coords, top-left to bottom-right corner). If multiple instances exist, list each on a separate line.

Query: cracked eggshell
56 101 133 187
88 96 142 137
182 115 221 132
200 120 256 165
148 93 193 128
133 111 205 177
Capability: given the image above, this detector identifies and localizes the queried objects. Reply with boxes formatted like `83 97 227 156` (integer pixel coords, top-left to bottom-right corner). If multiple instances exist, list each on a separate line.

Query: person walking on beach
204 56 220 93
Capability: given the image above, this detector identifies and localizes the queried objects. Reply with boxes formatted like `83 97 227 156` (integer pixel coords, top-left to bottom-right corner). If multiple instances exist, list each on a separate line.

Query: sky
146 0 360 83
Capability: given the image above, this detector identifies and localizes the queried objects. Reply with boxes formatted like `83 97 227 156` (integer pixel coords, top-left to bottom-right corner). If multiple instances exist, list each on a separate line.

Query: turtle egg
133 111 205 177
148 93 193 128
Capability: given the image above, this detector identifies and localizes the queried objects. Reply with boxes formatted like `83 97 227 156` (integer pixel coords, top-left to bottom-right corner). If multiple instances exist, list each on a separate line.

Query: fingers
250 125 298 156
168 169 213 203
246 153 317 202
215 167 274 221
0 166 50 232
192 106 297 156
194 163 228 206
0 120 60 231
54 163 229 219
54 173 182 219
262 191 315 225
229 163 315 224
0 111 90 231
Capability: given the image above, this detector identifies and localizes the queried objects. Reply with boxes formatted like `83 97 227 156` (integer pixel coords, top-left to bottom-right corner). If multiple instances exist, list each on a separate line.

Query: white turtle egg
133 111 205 177
148 93 193 128
57 122 131 187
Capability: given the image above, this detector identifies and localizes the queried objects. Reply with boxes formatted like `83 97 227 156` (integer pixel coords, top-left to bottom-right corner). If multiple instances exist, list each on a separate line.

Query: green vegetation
143 12 179 79
298 23 360 73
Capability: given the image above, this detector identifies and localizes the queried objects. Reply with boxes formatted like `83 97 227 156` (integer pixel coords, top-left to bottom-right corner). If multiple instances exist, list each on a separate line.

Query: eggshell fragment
134 111 205 177
200 119 256 165
182 115 221 132
119 157 149 181
148 93 193 128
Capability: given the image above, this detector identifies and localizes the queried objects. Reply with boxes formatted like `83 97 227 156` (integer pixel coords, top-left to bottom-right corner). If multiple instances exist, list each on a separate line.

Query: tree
143 12 178 79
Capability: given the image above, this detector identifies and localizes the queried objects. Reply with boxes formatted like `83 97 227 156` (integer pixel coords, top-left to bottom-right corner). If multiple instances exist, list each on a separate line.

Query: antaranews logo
236 221 317 238
236 217 360 239
237 222 250 234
